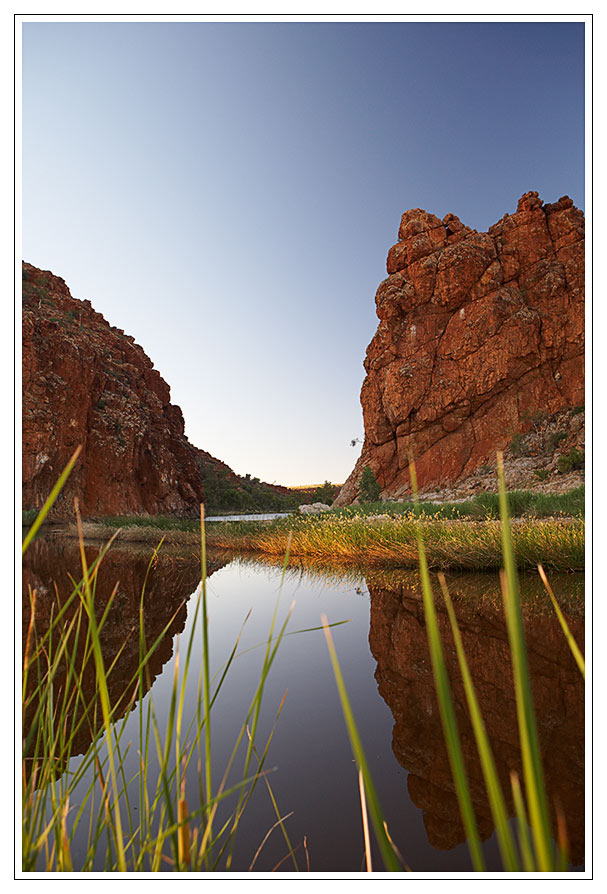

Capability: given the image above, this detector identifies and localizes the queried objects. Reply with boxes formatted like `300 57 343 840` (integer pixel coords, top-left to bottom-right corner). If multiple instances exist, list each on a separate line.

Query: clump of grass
22 457 327 872
547 431 567 451
206 511 584 572
330 486 584 521
323 455 584 872
102 514 201 533
557 449 585 474
22 509 38 526
509 433 529 458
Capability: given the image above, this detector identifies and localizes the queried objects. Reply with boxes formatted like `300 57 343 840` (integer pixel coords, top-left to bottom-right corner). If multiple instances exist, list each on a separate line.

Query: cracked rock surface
335 192 584 505
22 262 237 518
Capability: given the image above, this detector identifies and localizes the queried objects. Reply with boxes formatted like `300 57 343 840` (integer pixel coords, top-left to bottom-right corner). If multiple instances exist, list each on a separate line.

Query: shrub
557 448 585 474
571 405 585 416
313 480 339 505
534 469 550 481
509 433 528 458
359 466 381 502
530 410 550 431
547 431 567 451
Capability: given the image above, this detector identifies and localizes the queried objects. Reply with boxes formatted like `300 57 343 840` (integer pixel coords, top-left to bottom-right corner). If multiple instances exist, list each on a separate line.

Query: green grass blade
497 453 554 871
410 459 484 871
438 573 520 871
22 445 82 554
416 537 485 870
322 615 402 872
200 504 213 862
510 771 535 871
538 565 585 678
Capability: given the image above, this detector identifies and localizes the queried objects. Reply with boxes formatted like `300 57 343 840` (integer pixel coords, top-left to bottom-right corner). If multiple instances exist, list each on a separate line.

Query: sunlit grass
22 458 338 873
22 451 585 873
206 512 584 572
322 454 585 872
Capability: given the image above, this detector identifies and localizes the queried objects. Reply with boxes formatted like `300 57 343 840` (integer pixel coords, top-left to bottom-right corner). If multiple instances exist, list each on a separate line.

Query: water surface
22 536 585 873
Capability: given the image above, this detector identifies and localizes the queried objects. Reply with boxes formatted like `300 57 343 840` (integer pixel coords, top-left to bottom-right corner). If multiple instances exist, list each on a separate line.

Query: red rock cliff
22 262 236 518
336 192 584 504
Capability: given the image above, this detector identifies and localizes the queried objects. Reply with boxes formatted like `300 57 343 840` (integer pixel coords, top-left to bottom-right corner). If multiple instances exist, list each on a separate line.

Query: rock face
335 192 584 504
22 262 241 518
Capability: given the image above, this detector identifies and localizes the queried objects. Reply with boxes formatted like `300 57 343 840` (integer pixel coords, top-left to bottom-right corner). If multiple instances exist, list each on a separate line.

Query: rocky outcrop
367 572 585 864
336 193 584 504
22 263 286 518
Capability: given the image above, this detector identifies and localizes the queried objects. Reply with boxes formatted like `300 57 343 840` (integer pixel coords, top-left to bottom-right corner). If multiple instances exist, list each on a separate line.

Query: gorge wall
23 262 255 518
335 192 584 504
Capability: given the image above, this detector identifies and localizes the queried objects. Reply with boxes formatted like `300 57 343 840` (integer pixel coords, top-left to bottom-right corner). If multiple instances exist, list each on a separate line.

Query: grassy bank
205 513 584 572
333 485 585 521
28 486 585 572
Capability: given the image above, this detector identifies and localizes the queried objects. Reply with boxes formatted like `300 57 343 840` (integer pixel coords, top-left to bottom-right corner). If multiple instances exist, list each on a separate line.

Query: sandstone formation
336 192 584 504
367 572 585 864
22 263 289 518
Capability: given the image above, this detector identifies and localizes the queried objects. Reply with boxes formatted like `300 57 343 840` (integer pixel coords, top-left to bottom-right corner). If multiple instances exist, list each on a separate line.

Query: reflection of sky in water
23 542 584 873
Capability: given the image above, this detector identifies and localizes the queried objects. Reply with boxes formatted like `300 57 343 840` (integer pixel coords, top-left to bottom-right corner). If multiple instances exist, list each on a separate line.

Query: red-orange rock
22 263 239 518
335 193 584 504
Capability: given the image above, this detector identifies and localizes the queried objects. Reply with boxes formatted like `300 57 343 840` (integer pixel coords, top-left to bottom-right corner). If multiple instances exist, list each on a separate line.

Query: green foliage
313 480 339 505
509 433 529 458
330 486 584 522
324 459 583 871
199 466 299 514
359 466 381 503
534 469 550 481
22 509 38 525
22 461 329 872
571 405 585 416
547 431 567 451
557 448 585 474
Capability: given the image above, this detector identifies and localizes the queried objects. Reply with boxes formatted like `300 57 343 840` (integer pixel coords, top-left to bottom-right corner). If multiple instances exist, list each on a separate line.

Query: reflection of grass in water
228 553 584 616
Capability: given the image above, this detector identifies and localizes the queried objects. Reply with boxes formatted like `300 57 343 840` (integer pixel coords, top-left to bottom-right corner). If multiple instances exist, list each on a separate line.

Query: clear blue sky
22 20 585 485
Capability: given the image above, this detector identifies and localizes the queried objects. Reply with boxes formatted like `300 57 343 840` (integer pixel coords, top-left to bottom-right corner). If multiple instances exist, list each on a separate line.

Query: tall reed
22 463 323 872
323 453 585 872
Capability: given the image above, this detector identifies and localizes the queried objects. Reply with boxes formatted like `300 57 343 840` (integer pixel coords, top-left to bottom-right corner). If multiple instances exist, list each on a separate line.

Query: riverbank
204 513 584 572
40 510 584 573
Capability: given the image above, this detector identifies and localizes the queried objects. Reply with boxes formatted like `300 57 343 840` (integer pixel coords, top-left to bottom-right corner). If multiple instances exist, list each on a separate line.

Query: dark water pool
22 536 585 873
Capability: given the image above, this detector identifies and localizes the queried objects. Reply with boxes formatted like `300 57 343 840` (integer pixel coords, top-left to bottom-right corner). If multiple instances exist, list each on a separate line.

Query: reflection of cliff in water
22 536 227 768
367 571 585 866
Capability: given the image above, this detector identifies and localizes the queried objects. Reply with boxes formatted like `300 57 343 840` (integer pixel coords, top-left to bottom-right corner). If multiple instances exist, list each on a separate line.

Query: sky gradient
22 20 586 485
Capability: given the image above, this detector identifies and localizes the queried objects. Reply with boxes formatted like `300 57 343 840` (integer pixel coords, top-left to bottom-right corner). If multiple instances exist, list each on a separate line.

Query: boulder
299 502 331 515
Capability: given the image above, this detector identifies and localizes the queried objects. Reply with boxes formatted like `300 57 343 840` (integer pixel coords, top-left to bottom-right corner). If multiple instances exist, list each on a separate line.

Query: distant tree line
198 468 343 513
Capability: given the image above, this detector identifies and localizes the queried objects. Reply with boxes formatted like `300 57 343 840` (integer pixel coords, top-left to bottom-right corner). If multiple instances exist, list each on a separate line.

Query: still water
22 535 585 873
